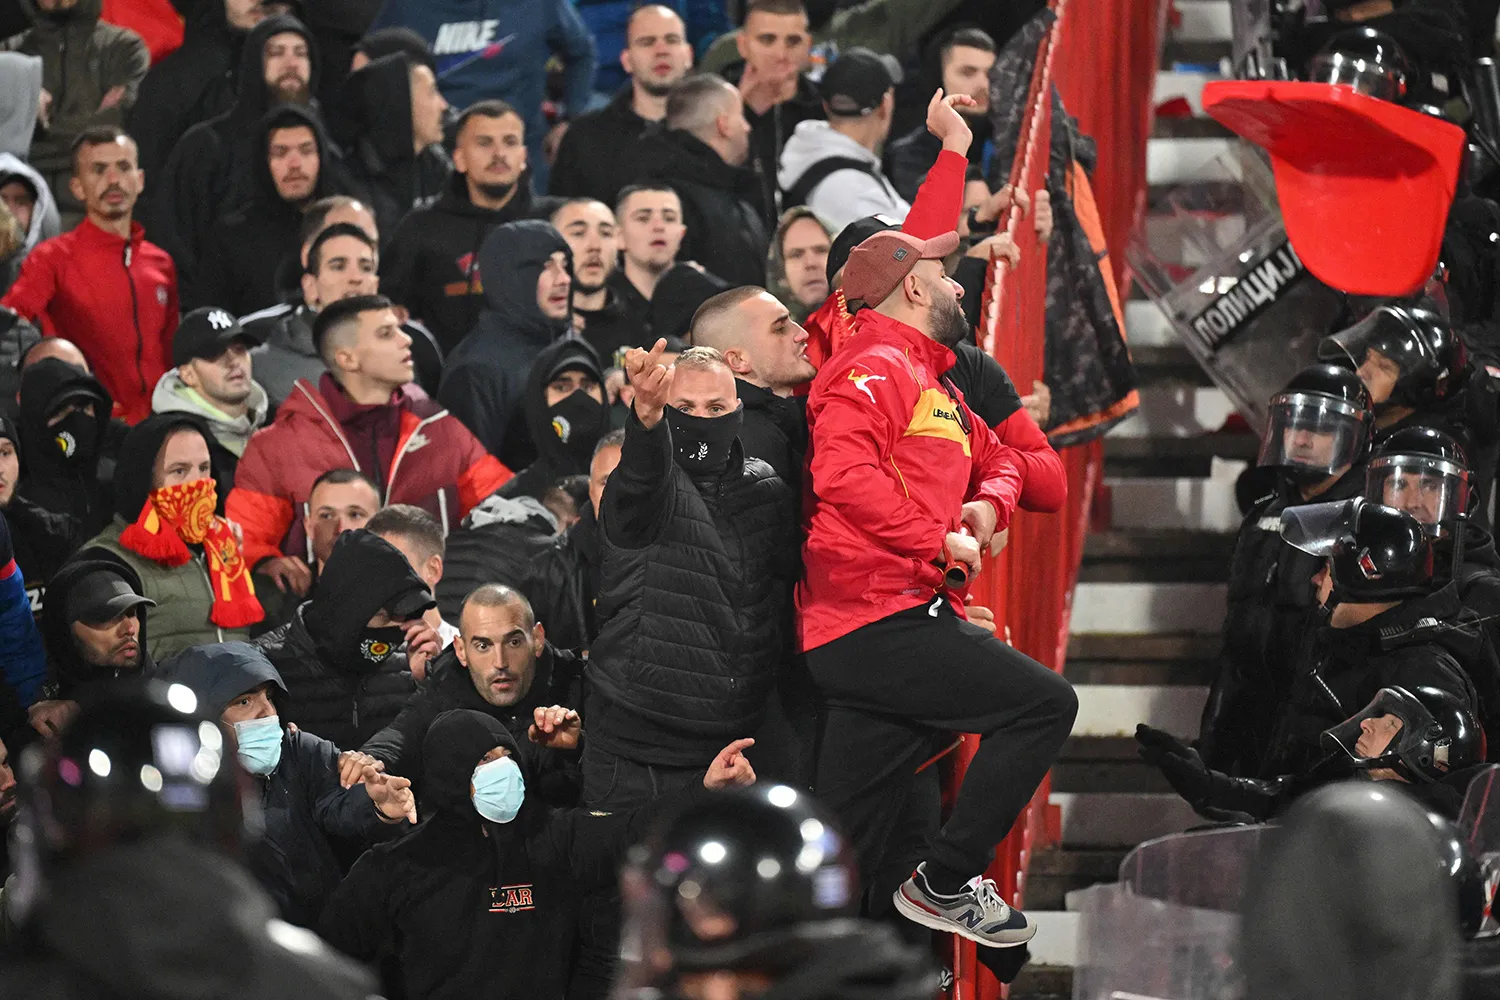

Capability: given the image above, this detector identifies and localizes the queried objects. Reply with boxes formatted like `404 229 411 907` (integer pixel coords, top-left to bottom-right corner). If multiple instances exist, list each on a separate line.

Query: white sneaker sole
892 883 1037 948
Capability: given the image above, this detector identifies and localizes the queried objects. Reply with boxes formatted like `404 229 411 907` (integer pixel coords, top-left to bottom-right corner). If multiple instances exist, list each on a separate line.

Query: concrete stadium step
1104 476 1244 533
1024 845 1131 910
1072 685 1207 738
1050 792 1202 848
1146 136 1236 186
1080 529 1234 584
1104 431 1259 478
1055 737 1174 795
1150 73 1221 118
1009 963 1074 1000
1129 345 1216 387
1172 0 1232 42
1026 912 1082 968
1070 581 1227 635
1110 385 1234 438
1124 299 1176 347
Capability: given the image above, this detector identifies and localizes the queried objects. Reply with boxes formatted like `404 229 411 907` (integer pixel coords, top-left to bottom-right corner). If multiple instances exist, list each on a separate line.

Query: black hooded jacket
361 641 584 804
186 103 346 316
574 283 647 370
0 414 80 616
251 530 430 748
735 379 808 486
438 220 574 470
156 641 396 927
633 128 770 287
1198 468 1366 776
381 168 536 356
127 0 248 183
336 53 452 243
319 710 691 1000
436 493 561 625
0 834 376 1000
15 359 114 539
523 505 603 655
150 14 323 278
498 338 608 503
1261 584 1490 779
37 558 154 701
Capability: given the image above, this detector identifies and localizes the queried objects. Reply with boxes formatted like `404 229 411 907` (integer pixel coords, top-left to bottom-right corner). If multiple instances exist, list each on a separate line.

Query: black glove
1136 724 1215 806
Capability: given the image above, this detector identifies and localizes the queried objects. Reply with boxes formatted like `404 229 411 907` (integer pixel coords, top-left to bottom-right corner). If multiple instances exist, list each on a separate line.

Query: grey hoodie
0 53 41 159
776 119 910 234
151 368 270 458
0 152 60 252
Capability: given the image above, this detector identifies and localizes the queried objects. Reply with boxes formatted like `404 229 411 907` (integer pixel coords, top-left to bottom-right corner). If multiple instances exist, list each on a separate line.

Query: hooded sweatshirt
439 219 573 469
252 529 431 748
150 368 271 493
15 357 114 538
186 103 346 316
335 52 452 243
4 0 150 179
0 414 79 630
777 120 910 235
151 14 322 277
320 709 682 1000
498 338 607 503
381 167 537 356
157 641 398 926
0 54 42 160
0 154 61 254
1242 782 1463 1000
38 557 154 700
368 0 597 192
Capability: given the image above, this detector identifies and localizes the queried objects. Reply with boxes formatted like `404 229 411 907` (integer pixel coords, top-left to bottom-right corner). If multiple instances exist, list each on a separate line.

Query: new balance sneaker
892 863 1036 947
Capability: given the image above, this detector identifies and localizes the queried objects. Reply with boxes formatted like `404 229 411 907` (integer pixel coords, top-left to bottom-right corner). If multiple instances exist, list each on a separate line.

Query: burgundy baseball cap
842 230 960 307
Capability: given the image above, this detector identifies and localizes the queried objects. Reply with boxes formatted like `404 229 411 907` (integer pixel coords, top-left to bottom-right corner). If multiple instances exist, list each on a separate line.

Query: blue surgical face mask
471 754 525 824
233 715 284 776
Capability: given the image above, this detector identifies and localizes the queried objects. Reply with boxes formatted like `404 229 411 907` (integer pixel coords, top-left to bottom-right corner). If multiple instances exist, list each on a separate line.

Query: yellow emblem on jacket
904 388 970 455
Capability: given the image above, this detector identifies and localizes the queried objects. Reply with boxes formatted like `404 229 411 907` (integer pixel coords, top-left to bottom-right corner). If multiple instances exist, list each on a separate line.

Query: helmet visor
1306 51 1407 102
1320 686 1434 764
1366 454 1470 535
1279 498 1359 556
1319 309 1434 403
1257 393 1367 475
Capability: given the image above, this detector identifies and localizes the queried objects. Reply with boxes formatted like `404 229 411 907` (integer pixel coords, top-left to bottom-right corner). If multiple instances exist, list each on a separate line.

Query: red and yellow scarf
119 477 264 629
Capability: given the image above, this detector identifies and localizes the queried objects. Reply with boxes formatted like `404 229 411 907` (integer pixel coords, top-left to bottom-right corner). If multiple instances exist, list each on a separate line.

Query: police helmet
1305 26 1416 102
1281 497 1435 602
1367 426 1472 536
1258 363 1374 484
1322 686 1483 786
1319 303 1468 411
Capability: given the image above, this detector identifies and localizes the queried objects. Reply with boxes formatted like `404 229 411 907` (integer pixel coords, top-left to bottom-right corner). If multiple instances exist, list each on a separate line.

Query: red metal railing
945 0 1164 996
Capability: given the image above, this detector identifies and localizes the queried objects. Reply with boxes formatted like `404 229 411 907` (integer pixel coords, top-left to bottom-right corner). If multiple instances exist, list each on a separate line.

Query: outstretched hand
704 738 757 789
365 766 417 824
528 705 582 750
624 339 675 429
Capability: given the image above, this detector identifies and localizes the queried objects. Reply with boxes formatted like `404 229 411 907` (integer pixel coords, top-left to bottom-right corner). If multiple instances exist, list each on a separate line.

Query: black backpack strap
782 156 882 209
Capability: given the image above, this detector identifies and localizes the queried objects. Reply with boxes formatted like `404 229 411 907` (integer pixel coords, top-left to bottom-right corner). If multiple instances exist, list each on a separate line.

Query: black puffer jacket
336 52 451 243
151 14 323 277
15 358 114 539
155 641 394 927
498 338 607 503
523 505 603 654
252 530 433 748
1260 584 1488 778
381 168 536 355
735 379 807 486
1198 469 1366 776
588 410 798 766
435 494 560 624
633 128 769 287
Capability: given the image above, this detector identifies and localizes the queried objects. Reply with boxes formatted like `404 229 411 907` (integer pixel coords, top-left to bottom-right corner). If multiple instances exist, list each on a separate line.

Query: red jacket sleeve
1 241 60 333
807 356 949 562
965 408 1025 533
992 408 1067 513
902 150 968 239
451 419 513 515
227 431 295 566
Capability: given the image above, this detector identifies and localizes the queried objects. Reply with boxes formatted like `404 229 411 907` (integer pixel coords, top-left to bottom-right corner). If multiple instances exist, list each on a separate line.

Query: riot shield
1459 764 1500 938
1127 143 1346 430
1072 826 1269 1000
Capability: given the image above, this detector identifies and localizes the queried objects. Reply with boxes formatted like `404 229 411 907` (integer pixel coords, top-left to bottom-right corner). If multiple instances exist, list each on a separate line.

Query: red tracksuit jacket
1 219 178 424
797 311 1026 652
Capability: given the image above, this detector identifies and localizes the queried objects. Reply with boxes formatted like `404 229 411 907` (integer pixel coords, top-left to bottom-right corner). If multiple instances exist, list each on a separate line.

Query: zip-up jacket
797 310 1025 651
227 375 511 568
1 218 178 424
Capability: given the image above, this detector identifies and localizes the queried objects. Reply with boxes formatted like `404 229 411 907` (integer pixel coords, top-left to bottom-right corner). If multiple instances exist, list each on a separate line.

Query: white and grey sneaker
893 863 1036 947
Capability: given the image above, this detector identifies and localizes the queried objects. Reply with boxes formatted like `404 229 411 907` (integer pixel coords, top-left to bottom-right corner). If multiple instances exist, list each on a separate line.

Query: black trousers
809 599 1078 890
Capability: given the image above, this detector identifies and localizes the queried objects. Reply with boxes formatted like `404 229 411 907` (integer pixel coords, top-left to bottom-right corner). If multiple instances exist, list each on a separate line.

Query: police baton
942 526 974 589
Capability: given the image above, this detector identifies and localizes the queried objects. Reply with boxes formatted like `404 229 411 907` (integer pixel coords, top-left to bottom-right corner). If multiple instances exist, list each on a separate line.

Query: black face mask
49 411 98 468
548 389 606 465
664 404 743 475
356 626 407 665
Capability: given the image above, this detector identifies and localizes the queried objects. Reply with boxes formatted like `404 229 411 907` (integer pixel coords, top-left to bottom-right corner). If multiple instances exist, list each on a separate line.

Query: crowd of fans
0 0 1069 995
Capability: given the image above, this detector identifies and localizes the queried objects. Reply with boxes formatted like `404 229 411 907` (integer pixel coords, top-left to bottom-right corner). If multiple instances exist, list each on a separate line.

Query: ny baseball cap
821 47 903 116
172 307 262 367
65 568 155 626
842 230 960 306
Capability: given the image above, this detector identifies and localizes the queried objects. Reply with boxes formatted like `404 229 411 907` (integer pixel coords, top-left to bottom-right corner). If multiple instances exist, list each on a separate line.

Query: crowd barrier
947 0 1165 995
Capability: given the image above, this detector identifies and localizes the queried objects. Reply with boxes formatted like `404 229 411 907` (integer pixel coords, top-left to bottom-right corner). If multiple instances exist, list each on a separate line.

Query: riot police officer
1200 363 1375 776
614 784 940 1000
0 682 376 999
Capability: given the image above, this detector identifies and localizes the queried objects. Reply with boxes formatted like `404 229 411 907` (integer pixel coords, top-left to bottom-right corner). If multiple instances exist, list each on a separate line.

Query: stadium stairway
1008 4 1242 995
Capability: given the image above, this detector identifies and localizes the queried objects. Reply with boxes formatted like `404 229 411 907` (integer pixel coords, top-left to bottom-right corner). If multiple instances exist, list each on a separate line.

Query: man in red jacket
799 229 1077 949
2 126 178 425
227 294 511 598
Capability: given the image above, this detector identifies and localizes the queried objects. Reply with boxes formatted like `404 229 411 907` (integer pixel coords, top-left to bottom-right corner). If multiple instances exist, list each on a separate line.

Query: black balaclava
664 404 745 477
303 529 434 671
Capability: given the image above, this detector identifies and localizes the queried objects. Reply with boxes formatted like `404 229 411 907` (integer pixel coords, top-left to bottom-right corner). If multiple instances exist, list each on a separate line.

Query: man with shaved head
690 285 814 482
19 337 89 375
